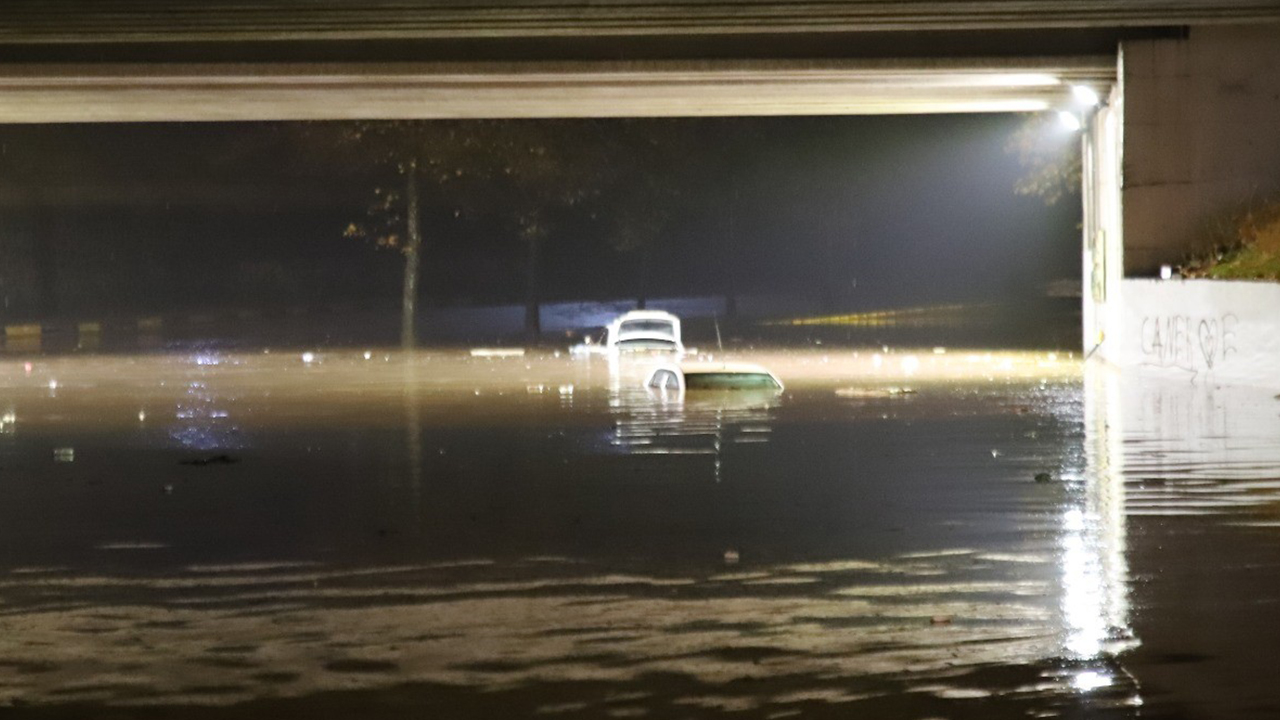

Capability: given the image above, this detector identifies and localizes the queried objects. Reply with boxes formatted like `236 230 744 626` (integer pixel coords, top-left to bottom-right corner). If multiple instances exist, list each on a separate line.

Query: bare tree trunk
401 159 421 349
524 232 542 340
723 187 739 320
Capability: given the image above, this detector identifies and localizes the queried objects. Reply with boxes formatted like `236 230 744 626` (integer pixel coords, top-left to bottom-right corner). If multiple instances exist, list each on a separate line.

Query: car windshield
618 320 675 336
683 372 781 390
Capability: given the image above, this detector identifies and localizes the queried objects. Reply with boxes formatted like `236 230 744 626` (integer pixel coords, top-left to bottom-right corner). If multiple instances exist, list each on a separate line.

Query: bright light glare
1058 110 1082 132
901 355 920 375
1072 670 1113 692
1072 84 1101 107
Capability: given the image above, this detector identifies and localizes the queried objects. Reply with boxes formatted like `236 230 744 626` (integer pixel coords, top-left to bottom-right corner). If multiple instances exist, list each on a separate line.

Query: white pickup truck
572 310 686 355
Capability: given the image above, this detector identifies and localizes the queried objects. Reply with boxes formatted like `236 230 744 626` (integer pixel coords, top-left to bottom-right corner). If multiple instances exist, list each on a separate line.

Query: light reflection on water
0 348 1267 716
1057 366 1133 670
606 359 779 490
1116 376 1280 517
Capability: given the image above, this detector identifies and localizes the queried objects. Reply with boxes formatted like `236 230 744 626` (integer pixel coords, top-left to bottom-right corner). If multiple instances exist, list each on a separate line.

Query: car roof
616 334 680 342
615 310 680 322
647 361 783 391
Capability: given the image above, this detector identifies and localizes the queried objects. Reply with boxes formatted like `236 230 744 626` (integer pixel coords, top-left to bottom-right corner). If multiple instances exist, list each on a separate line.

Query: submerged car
646 362 784 392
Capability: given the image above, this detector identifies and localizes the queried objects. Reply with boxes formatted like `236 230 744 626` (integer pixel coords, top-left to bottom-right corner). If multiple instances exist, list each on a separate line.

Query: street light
1071 85 1101 108
1057 84 1102 133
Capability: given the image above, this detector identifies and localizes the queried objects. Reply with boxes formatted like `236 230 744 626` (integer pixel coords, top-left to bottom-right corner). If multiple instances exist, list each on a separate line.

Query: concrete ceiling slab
0 1 1277 42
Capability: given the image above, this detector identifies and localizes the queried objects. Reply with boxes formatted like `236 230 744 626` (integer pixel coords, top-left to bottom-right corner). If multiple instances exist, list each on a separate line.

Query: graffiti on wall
1139 313 1238 378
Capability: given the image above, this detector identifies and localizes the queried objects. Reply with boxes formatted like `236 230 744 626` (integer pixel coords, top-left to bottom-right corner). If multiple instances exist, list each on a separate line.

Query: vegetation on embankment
1181 200 1280 280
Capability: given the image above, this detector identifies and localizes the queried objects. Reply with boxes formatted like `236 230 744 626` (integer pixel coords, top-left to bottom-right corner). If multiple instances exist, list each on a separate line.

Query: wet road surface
0 348 1277 718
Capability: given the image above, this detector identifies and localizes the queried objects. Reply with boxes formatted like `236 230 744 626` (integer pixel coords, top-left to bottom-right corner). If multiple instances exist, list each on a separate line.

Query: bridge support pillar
1121 25 1280 275
1093 24 1280 384
1082 83 1123 357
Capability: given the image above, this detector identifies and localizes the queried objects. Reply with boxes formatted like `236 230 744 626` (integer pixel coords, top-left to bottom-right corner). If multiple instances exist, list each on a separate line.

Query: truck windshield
618 320 675 336
616 338 678 350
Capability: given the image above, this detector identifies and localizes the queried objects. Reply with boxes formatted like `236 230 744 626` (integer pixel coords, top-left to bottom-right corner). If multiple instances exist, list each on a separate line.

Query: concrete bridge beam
0 59 1112 123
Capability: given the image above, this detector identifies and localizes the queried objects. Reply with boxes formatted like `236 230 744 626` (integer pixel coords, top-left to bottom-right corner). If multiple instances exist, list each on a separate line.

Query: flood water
1 348 1278 718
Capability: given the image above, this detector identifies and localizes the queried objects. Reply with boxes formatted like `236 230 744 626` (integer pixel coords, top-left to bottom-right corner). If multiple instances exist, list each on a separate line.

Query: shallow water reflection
7 348 1265 717
1117 377 1280 518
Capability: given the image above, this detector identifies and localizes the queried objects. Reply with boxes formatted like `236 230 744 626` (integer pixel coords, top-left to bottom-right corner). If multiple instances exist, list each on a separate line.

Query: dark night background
0 113 1080 338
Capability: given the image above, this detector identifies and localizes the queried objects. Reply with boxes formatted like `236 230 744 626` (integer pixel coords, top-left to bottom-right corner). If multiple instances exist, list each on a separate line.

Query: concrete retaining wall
1122 24 1280 275
1111 278 1280 389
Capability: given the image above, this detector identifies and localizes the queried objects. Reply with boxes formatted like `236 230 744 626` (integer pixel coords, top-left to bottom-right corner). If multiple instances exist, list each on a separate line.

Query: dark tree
474 120 615 339
340 121 487 348
600 120 696 310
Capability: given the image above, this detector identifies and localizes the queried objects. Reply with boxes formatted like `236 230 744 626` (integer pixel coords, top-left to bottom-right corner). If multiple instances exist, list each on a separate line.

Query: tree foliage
1005 112 1082 206
337 119 664 338
1181 195 1280 280
338 121 487 255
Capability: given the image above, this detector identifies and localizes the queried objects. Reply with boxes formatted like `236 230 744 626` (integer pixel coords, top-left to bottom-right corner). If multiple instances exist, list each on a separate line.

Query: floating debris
470 348 525 358
836 386 917 399
53 447 74 463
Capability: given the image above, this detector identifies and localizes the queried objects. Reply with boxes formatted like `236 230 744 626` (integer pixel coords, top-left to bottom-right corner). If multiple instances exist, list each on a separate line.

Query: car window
683 372 780 390
618 320 675 336
617 338 677 350
648 369 679 389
